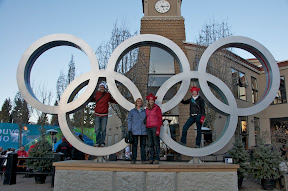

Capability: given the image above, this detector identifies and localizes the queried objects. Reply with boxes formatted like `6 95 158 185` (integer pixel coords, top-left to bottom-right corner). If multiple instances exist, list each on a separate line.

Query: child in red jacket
145 93 162 164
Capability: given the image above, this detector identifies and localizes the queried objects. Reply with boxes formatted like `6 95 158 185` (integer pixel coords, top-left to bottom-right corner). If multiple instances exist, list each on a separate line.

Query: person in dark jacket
56 138 72 160
180 86 205 148
146 93 162 164
128 98 147 164
72 135 86 160
93 82 117 147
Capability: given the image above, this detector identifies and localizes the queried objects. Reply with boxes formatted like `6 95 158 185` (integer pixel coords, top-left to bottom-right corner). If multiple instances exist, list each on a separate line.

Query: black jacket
56 142 72 158
181 96 205 116
72 148 85 160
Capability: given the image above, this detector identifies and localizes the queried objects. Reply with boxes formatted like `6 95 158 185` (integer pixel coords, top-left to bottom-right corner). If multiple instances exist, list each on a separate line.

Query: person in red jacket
17 146 28 157
145 93 162 164
94 82 116 147
56 138 72 160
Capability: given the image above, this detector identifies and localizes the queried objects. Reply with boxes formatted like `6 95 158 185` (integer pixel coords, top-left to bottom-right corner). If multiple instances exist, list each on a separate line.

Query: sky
0 0 288 111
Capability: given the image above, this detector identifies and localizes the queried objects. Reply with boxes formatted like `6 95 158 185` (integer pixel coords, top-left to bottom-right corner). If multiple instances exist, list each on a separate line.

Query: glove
156 127 160 136
200 115 205 124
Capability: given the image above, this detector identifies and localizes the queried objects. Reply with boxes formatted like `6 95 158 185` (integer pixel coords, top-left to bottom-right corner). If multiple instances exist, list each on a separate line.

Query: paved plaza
0 174 283 191
0 175 53 191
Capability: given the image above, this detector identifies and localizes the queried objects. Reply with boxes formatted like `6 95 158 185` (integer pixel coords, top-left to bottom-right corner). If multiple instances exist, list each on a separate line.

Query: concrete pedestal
53 161 239 191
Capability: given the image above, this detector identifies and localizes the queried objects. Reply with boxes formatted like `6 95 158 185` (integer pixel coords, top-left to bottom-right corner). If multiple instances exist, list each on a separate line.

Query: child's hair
146 99 154 110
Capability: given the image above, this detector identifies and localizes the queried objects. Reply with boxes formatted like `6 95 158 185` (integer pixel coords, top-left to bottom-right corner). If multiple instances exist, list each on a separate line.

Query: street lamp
46 129 58 152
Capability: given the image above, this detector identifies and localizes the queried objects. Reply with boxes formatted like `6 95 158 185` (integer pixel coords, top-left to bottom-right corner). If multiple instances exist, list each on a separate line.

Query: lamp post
46 129 58 152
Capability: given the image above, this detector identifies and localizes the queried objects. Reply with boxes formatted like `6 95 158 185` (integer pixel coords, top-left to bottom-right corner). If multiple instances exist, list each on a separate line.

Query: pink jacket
146 104 162 131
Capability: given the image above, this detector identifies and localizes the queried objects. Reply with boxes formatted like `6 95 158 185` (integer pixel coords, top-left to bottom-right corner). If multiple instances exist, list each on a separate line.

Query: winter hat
146 93 157 101
62 138 67 142
189 86 200 93
99 81 107 89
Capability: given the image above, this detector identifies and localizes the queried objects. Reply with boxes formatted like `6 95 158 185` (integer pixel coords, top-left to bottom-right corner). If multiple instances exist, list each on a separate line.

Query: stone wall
54 169 238 191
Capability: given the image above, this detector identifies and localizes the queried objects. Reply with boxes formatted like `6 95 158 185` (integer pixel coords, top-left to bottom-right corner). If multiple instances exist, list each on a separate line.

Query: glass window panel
231 68 247 101
241 120 248 134
251 77 258 103
273 76 287 104
148 75 172 87
239 117 248 149
251 77 258 90
149 47 175 74
239 86 246 101
239 71 248 87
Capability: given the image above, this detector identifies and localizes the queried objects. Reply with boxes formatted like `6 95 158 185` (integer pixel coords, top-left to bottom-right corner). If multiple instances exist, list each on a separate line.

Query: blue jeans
146 127 160 161
181 115 202 146
95 115 108 145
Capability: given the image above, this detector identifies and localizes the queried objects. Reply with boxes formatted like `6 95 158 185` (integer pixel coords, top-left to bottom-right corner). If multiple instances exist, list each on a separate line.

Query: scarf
191 95 199 103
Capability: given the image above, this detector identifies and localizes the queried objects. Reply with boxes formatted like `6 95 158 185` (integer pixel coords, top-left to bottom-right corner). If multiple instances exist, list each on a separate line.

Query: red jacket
146 104 162 131
94 91 116 116
17 150 28 157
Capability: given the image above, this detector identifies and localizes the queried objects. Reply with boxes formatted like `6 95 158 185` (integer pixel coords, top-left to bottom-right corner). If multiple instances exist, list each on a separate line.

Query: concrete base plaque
53 161 239 191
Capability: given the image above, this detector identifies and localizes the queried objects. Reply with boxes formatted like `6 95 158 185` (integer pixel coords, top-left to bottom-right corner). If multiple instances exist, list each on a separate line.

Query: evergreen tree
0 98 12 123
56 71 66 102
12 92 30 124
67 55 75 85
72 103 95 135
72 108 84 128
250 138 282 179
12 92 30 146
27 127 53 172
22 100 30 124
37 113 49 126
50 101 59 126
229 138 250 178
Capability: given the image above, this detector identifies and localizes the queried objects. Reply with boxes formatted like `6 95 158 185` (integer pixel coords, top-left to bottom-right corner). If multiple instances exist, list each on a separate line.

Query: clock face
155 0 170 13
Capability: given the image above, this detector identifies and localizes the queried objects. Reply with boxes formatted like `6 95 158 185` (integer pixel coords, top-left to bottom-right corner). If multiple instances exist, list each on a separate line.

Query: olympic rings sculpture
17 34 280 157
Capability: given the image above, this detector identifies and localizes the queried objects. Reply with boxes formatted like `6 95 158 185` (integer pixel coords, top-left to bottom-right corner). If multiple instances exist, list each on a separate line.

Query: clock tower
141 0 186 52
140 0 193 151
143 0 182 17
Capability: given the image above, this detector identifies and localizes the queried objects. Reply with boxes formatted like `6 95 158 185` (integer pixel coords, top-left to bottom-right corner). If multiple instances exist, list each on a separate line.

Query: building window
149 47 175 74
270 117 288 153
273 76 287 104
254 117 260 145
148 47 176 101
240 117 248 149
251 77 258 104
232 68 248 101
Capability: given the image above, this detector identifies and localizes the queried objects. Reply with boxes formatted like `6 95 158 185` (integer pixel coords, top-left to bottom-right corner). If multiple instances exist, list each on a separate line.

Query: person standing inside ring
94 82 116 147
128 98 147 164
179 86 205 148
145 93 162 164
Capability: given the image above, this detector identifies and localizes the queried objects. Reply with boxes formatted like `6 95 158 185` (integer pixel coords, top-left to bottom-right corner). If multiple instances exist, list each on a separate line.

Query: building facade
138 0 287 160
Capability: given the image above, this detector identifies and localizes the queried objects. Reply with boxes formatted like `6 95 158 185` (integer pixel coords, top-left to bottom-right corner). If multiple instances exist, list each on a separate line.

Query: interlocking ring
17 34 280 157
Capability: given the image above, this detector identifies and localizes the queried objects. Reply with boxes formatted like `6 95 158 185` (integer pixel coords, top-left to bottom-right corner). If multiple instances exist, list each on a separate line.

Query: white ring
17 34 280 157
